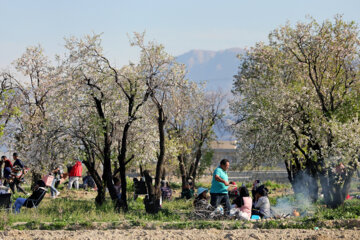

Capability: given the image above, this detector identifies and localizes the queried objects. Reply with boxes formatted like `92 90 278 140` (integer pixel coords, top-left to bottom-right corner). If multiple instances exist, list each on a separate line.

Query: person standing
68 160 82 190
49 166 63 198
2 156 13 187
13 153 24 169
210 159 231 215
10 153 27 195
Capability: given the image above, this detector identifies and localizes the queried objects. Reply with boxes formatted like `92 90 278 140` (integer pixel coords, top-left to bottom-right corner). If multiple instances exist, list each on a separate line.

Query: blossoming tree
232 16 360 207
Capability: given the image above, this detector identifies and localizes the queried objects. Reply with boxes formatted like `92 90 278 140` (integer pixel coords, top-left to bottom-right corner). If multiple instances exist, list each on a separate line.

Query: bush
169 182 181 190
317 199 360 220
263 180 289 190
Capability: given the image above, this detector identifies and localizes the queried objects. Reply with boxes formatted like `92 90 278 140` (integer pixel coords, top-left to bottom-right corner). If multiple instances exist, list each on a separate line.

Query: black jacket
24 187 46 208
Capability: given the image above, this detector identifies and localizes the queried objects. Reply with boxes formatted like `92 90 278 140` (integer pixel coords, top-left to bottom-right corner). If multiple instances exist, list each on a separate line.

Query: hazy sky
1 0 360 69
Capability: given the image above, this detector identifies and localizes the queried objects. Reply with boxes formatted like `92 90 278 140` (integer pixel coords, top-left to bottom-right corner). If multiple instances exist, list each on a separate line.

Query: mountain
176 48 244 92
177 48 244 140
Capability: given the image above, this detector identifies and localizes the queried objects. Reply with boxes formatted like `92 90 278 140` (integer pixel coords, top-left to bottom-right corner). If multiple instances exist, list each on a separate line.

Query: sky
1 0 360 69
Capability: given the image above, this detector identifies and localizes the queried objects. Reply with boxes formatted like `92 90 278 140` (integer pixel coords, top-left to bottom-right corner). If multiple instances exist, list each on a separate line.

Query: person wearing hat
13 180 47 213
193 187 212 211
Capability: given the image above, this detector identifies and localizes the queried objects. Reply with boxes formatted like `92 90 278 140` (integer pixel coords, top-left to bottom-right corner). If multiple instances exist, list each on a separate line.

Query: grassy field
1 180 360 231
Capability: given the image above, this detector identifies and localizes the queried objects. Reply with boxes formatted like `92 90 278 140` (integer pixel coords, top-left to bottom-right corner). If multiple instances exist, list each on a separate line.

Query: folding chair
24 188 47 210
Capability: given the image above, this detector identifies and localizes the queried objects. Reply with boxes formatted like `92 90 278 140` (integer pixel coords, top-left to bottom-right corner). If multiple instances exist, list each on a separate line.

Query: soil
0 229 359 240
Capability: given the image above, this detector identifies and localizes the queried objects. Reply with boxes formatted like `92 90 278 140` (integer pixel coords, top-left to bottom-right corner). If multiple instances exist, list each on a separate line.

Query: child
231 186 252 220
252 186 271 218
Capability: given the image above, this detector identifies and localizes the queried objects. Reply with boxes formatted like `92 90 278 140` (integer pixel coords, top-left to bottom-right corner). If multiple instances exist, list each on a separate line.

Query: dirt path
0 229 359 240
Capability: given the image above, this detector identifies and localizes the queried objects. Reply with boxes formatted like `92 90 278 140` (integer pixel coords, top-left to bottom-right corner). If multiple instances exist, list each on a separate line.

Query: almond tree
10 46 70 185
0 72 19 177
232 16 360 207
167 85 225 188
59 34 121 205
58 33 160 208
131 35 189 213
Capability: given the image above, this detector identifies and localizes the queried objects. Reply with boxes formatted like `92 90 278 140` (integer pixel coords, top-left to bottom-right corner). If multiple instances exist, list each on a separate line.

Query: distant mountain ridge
176 48 244 91
177 48 244 140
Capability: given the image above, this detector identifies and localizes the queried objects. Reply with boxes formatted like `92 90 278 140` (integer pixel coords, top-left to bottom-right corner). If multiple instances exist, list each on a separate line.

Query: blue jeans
210 193 231 215
13 197 27 213
50 178 59 197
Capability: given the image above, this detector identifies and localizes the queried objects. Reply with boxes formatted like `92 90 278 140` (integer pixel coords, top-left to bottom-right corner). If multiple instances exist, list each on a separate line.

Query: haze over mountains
176 48 244 92
177 48 244 140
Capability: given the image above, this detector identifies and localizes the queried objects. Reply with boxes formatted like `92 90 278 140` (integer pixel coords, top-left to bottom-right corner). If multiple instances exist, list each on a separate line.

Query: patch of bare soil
0 229 359 240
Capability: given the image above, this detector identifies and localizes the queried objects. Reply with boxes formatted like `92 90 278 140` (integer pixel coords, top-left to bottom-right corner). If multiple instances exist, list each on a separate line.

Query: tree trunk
190 146 203 187
103 152 117 201
178 154 187 188
307 172 319 203
116 121 134 212
95 185 106 206
154 106 166 202
285 159 319 202
93 97 117 202
143 170 161 214
319 168 355 208
0 160 3 179
83 159 106 206
140 164 144 177
161 167 166 181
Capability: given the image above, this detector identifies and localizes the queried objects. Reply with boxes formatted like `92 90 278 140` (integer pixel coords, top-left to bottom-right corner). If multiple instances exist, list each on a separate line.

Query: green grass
316 199 360 220
263 180 291 190
2 181 360 231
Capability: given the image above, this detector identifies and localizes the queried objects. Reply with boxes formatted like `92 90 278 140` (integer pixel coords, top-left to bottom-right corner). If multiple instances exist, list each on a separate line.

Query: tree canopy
231 16 360 207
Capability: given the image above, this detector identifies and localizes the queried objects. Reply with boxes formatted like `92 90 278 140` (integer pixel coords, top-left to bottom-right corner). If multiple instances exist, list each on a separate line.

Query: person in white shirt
252 186 271 218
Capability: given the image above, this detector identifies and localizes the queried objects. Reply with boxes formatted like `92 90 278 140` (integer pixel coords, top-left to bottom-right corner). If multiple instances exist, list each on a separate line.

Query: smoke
272 172 316 217
272 193 315 217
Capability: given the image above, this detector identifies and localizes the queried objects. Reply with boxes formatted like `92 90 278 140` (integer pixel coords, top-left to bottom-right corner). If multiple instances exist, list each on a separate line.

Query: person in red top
2 156 13 185
68 160 82 190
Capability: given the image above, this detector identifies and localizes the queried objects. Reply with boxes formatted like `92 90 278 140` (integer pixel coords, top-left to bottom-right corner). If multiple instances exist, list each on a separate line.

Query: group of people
48 160 96 198
2 154 270 218
0 155 98 213
193 159 271 220
157 158 270 220
1 153 28 195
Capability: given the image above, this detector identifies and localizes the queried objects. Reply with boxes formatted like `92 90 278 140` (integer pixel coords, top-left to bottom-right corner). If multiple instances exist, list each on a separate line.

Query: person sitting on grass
113 177 121 199
13 180 47 213
160 180 172 201
231 186 252 220
180 183 194 199
82 171 96 190
193 187 214 218
193 187 212 210
252 186 271 219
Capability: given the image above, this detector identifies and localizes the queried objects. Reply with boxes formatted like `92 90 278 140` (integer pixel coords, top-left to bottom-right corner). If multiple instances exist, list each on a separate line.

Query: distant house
209 141 238 169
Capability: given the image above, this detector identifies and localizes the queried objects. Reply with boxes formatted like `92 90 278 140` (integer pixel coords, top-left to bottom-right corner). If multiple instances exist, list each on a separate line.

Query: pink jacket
240 197 252 217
